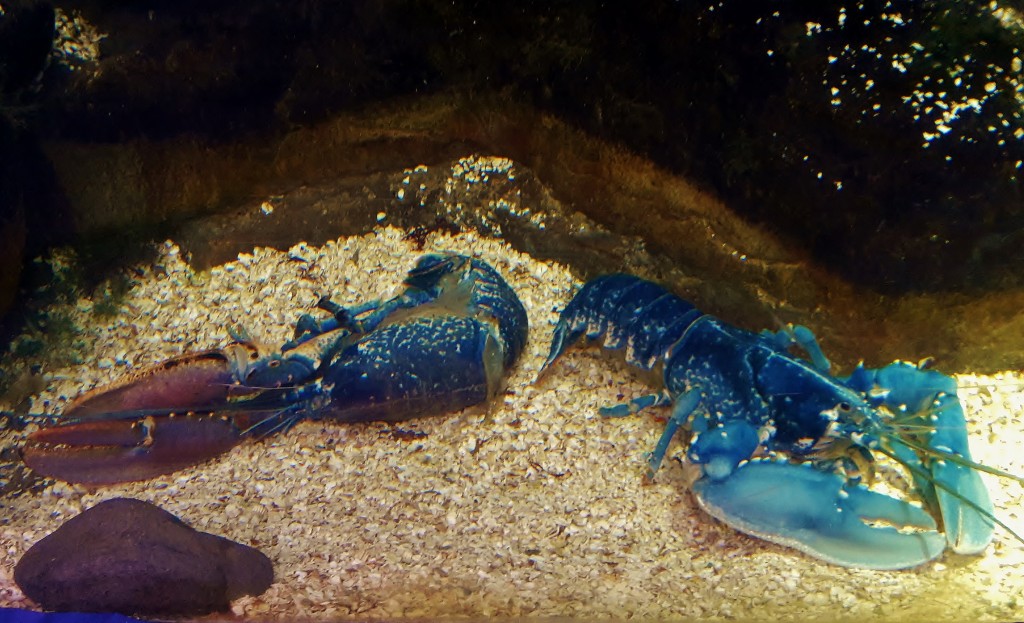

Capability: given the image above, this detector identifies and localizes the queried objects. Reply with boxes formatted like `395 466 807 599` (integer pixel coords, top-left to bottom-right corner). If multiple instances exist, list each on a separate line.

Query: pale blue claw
692 461 946 570
845 362 996 554
932 459 993 554
928 392 994 554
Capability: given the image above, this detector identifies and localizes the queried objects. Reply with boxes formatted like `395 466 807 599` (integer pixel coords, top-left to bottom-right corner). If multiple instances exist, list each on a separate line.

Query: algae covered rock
14 497 273 616
521 1 1024 292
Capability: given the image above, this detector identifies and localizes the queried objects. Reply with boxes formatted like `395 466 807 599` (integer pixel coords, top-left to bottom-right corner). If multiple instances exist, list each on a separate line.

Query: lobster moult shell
22 252 528 486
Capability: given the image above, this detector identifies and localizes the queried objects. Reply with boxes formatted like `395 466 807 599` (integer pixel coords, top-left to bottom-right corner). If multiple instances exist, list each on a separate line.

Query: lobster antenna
238 407 302 439
874 443 1024 547
879 399 1024 482
889 433 1024 484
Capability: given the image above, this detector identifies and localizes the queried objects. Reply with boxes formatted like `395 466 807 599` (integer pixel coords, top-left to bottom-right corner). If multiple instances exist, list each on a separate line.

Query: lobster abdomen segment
458 259 529 369
543 274 702 372
399 255 529 369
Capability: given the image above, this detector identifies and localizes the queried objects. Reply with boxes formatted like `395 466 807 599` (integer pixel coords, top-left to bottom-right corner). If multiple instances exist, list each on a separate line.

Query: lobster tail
542 274 702 372
468 260 530 369
405 254 529 368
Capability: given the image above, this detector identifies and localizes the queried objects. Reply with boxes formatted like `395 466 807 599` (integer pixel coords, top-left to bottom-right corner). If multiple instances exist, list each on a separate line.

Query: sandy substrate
1 227 1022 621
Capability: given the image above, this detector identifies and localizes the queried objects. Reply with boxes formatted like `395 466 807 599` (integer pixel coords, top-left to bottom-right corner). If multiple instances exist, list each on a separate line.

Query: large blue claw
933 460 993 554
927 392 994 555
845 362 996 555
692 461 946 570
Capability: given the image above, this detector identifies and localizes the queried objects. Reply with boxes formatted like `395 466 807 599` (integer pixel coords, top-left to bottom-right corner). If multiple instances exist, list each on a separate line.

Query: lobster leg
599 391 672 418
760 325 832 373
292 254 497 349
290 297 381 346
645 390 702 475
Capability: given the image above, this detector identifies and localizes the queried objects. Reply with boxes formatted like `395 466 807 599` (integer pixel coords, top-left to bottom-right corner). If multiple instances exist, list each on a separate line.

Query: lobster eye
268 360 280 368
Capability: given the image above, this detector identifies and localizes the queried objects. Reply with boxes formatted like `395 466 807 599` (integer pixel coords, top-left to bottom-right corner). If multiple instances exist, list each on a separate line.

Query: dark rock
477 1 1024 293
29 0 1024 296
48 1 434 140
0 0 55 96
14 497 273 616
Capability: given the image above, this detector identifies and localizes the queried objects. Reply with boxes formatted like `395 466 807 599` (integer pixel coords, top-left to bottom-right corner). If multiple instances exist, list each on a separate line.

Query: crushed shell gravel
1 227 1022 621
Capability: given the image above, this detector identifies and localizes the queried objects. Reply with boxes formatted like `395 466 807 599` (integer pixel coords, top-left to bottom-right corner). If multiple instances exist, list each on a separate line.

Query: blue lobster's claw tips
692 462 946 570
933 461 995 555
843 486 937 530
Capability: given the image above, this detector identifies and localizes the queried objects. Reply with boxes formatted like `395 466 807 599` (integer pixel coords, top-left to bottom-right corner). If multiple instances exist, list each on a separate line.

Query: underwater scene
2 1 1024 622
1 156 1023 621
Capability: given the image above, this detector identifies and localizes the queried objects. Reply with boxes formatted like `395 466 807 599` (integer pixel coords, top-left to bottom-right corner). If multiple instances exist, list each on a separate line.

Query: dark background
2 0 1023 322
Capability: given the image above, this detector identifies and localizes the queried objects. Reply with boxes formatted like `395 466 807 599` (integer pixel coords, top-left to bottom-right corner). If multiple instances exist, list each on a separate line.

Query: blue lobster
23 253 528 486
541 274 1015 570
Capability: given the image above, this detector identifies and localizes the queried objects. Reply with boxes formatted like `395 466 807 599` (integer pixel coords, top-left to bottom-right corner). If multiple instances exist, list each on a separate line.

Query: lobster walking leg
760 325 832 373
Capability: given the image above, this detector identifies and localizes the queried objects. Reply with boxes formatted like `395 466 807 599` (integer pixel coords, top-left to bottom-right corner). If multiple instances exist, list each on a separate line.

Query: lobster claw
63 345 262 420
22 345 264 486
23 415 244 485
692 461 946 570
844 362 996 555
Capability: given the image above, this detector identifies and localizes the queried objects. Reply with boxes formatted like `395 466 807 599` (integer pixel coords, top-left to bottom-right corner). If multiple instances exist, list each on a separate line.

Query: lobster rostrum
23 253 528 486
541 274 1020 570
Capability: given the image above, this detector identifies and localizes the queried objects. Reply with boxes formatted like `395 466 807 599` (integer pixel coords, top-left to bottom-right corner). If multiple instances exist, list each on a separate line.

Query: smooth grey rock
14 497 273 616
